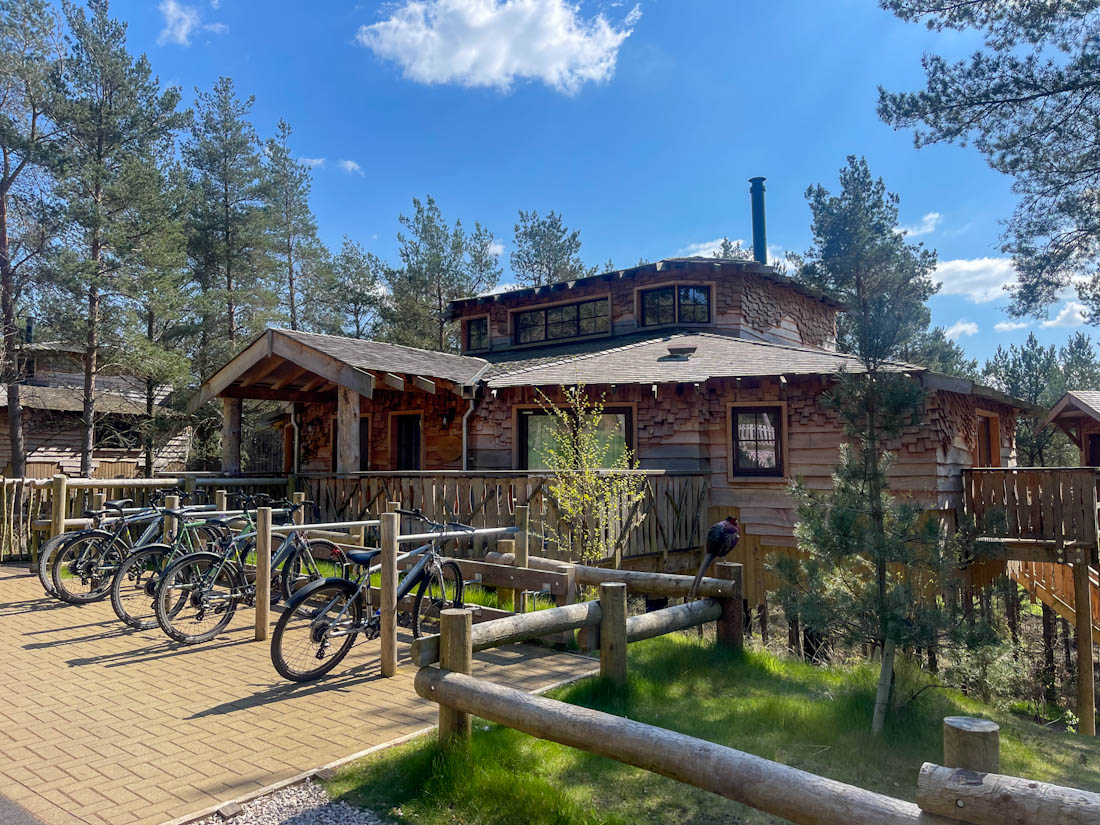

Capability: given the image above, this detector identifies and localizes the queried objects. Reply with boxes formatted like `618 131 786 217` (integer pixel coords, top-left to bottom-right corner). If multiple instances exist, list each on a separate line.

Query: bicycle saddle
203 517 235 530
104 499 133 510
346 548 380 567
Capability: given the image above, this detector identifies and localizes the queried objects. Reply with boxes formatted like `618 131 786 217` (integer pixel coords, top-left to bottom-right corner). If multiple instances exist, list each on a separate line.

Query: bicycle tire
51 530 126 604
271 581 362 682
110 544 177 629
155 551 240 644
412 559 464 638
280 538 343 602
37 532 80 598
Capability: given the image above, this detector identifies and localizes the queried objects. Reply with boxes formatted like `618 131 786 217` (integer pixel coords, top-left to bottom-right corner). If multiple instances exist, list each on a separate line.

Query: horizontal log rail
414 668 952 825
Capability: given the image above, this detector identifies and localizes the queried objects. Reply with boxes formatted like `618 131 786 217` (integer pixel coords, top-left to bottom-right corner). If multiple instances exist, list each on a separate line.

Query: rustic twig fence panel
0 478 51 561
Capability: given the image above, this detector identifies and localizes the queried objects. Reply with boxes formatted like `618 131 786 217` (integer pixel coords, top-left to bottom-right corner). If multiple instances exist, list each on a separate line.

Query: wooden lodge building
189 255 1034 556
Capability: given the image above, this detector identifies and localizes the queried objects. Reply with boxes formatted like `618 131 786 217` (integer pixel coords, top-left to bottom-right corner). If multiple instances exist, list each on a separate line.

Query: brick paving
0 565 596 825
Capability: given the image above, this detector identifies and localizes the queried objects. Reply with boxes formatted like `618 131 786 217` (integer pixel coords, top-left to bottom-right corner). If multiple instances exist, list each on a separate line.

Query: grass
325 634 1100 825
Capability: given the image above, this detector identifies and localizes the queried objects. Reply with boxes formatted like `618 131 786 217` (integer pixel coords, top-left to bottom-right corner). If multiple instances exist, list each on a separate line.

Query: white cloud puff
300 157 326 168
994 320 1029 332
156 0 227 46
356 0 638 94
945 319 979 340
899 212 941 237
1042 301 1090 328
339 159 364 175
934 257 1017 304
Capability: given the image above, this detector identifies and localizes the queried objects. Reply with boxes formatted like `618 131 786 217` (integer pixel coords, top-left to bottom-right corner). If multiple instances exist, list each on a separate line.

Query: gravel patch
193 779 384 825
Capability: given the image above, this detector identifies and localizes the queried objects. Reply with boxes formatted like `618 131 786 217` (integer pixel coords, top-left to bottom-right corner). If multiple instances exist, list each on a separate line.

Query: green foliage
897 326 980 379
510 208 596 288
878 1 1100 320
307 236 384 339
534 385 645 563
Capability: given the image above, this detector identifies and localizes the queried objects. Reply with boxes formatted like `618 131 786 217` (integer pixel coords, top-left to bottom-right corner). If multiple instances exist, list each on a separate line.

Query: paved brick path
0 565 596 825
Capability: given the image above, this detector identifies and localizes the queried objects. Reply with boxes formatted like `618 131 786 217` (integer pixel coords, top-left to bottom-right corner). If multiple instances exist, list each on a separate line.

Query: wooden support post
163 495 179 543
336 386 361 474
221 397 242 474
214 489 227 513
515 505 530 614
599 582 628 686
942 716 1000 773
438 608 473 744
349 524 365 546
380 511 398 677
91 492 105 512
292 491 306 526
716 562 744 652
183 476 196 505
1073 558 1096 735
50 474 67 540
388 500 400 513
496 538 516 613
254 506 272 641
286 474 297 501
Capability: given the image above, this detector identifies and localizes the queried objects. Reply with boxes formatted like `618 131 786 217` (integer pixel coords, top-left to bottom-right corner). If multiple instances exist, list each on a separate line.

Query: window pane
525 414 567 470
594 413 628 467
546 304 578 339
642 287 675 326
467 318 488 350
733 409 782 475
579 299 610 335
678 285 709 323
517 310 545 343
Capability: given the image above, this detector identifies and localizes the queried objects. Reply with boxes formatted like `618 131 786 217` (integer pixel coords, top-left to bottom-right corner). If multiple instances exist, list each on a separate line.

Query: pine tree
262 119 317 330
0 0 59 476
309 236 383 338
510 209 594 288
50 0 187 475
773 156 965 734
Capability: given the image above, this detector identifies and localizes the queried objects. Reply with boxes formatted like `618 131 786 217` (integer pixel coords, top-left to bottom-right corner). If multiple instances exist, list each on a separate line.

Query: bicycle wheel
280 538 343 602
271 582 362 682
37 532 78 598
51 530 126 604
111 544 179 629
155 552 239 644
412 560 464 638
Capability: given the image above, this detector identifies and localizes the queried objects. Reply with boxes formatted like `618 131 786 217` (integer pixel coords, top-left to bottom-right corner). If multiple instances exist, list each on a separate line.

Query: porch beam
411 375 436 394
269 364 309 390
221 397 242 474
271 332 375 399
187 330 274 412
378 372 405 391
238 356 285 388
1075 559 1096 736
299 374 329 393
336 386 361 473
219 386 335 403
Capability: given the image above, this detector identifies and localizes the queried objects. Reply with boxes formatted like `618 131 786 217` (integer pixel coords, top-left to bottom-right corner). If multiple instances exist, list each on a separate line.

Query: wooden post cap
943 717 1000 774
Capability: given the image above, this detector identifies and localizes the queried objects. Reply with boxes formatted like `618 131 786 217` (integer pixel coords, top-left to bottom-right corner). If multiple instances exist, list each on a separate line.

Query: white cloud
488 240 505 256
934 257 1016 303
899 212 942 237
994 320 1029 332
945 319 979 340
356 0 638 94
156 0 227 46
210 0 222 7
1042 301 1089 328
300 157 326 168
338 159 364 175
624 3 642 25
676 237 736 257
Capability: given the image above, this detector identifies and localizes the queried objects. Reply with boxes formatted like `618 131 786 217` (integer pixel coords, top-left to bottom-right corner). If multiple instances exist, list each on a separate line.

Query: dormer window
641 284 711 326
466 317 489 352
514 298 610 345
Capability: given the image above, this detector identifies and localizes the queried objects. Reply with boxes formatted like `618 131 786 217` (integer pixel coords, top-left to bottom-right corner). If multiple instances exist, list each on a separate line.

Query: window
976 412 1000 467
466 317 489 352
640 284 711 326
730 406 783 477
518 407 632 470
514 298 610 345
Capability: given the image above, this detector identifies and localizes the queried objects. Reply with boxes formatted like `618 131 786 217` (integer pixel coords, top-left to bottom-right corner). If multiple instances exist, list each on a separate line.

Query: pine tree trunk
872 636 896 734
1042 603 1057 705
0 185 25 477
788 614 801 658
81 280 98 478
1004 579 1020 660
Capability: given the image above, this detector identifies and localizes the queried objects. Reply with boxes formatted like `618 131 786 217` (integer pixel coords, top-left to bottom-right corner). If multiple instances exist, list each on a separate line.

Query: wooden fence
297 470 707 564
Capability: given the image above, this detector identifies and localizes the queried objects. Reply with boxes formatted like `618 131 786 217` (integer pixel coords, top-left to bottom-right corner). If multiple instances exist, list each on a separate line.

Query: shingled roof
5 385 149 415
1047 390 1100 427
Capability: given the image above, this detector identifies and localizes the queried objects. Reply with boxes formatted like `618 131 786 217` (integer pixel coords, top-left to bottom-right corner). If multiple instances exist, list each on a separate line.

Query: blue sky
113 0 1091 363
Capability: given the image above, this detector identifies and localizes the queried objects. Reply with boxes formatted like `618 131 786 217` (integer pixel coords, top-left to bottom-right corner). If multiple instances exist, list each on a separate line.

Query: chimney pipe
749 176 767 266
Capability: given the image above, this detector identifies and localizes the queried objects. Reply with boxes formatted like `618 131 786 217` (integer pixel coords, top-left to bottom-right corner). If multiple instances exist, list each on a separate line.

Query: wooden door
395 415 422 471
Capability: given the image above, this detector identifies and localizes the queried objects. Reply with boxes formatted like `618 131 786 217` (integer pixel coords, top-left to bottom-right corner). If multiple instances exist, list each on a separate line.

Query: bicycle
152 497 343 644
45 489 193 604
269 508 467 682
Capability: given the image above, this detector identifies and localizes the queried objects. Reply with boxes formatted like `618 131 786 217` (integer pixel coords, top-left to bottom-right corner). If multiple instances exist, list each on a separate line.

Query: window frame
464 315 490 353
727 401 787 481
514 404 636 470
976 409 1001 468
636 282 713 328
510 296 612 347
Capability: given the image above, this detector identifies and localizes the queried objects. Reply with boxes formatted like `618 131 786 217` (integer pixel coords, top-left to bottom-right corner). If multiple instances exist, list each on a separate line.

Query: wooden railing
963 467 1100 550
297 471 707 564
1010 559 1100 644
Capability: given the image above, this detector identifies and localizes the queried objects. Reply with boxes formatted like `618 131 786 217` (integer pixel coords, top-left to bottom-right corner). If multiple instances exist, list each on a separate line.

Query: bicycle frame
321 541 434 639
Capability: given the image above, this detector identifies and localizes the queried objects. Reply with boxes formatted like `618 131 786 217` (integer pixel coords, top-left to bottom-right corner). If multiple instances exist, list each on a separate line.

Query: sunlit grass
326 634 1100 825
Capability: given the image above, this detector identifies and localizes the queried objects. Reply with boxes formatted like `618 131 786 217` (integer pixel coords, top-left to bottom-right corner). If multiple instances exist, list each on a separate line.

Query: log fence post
380 511 399 677
438 607 473 744
163 495 179 543
292 491 306 531
716 562 744 652
1073 555 1096 736
91 492 105 512
50 474 67 540
599 581 628 686
942 716 1000 773
254 506 272 641
214 488 227 513
183 476 196 505
515 505 530 614
497 538 516 613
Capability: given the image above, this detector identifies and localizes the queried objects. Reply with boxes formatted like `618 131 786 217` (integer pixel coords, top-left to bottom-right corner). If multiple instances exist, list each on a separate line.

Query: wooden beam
378 372 405 391
221 397 242 473
336 386 361 474
219 386 335 403
299 374 329 393
411 375 436 394
187 330 274 412
269 364 309 390
1074 560 1096 736
238 356 285 388
271 332 374 399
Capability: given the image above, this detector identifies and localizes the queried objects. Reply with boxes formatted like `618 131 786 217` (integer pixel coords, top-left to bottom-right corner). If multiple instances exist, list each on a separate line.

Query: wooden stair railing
1009 560 1100 645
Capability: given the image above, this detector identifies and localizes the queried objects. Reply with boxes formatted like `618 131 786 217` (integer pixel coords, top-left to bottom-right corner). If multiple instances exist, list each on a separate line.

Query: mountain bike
152 499 343 644
45 490 192 604
269 508 467 682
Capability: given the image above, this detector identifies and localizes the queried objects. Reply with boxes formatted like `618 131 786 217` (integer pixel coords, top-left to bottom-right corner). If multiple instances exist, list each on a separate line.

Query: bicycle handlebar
394 508 474 534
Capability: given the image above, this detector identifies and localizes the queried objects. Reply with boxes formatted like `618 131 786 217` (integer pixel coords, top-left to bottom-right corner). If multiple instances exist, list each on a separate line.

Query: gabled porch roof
1046 391 1100 446
186 328 489 412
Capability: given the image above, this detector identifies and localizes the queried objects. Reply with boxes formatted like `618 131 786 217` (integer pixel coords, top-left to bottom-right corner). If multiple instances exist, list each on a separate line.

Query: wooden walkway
0 565 596 825
1010 560 1100 644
